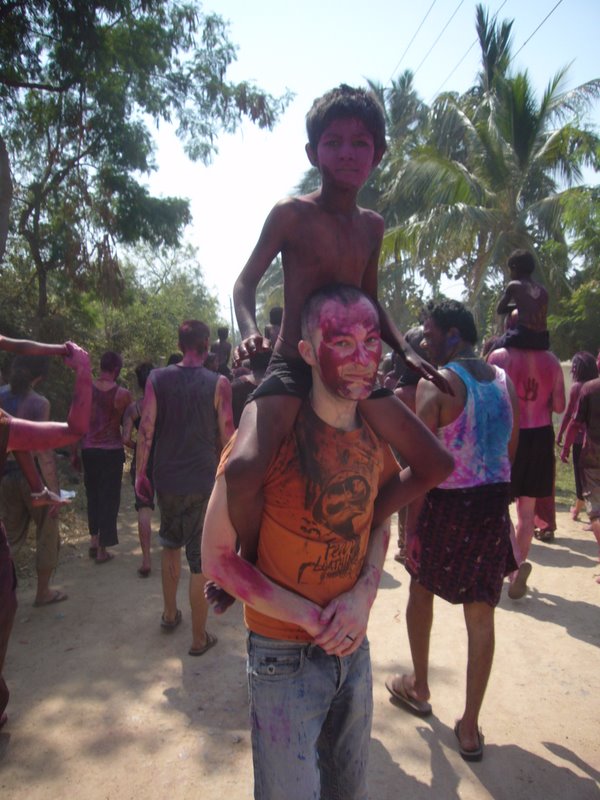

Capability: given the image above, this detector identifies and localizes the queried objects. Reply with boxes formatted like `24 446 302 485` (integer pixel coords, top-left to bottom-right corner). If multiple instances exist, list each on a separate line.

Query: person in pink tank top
73 351 132 564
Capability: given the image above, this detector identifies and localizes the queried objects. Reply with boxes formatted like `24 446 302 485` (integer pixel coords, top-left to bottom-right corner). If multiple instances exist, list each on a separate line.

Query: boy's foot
508 561 532 599
188 632 218 657
95 552 115 564
205 581 236 614
160 609 182 631
33 589 68 607
385 674 432 716
137 566 151 578
534 529 555 543
454 719 484 762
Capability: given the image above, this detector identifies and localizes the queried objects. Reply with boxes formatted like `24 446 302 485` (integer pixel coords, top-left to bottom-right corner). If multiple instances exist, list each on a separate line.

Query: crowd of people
1 84 599 798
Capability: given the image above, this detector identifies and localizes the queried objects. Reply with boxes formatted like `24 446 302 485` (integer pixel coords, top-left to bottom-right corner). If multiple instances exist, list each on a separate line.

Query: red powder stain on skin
220 555 275 605
315 299 381 400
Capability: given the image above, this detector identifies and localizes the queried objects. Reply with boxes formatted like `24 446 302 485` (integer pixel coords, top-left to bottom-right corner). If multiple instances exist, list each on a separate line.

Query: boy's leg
514 496 536 561
248 635 333 800
458 601 495 752
318 642 373 800
161 547 181 624
225 395 302 561
137 506 152 573
405 578 434 703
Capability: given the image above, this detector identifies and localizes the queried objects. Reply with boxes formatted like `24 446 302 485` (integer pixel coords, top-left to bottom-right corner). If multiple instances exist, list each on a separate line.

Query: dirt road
1 483 598 799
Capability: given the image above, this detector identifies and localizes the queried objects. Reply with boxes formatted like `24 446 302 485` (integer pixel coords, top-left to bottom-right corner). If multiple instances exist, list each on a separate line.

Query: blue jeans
247 632 373 800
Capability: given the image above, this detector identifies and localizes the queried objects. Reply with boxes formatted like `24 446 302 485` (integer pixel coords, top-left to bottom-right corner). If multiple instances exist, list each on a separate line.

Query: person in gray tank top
135 320 234 657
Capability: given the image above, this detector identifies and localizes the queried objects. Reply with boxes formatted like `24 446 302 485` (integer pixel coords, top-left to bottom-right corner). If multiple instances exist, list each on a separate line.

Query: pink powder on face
315 118 376 189
315 298 381 401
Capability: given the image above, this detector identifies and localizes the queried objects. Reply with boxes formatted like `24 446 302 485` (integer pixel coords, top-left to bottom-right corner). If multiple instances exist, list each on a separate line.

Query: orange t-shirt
219 402 398 641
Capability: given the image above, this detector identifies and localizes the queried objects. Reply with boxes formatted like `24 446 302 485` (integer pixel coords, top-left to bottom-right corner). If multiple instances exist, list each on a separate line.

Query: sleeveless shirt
150 364 220 495
438 362 513 489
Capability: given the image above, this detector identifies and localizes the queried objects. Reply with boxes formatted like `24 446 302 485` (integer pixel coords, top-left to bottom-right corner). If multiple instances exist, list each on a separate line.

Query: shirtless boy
496 249 549 350
224 85 449 575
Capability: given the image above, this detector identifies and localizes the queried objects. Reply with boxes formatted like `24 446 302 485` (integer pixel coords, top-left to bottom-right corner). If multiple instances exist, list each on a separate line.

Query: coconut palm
381 4 600 323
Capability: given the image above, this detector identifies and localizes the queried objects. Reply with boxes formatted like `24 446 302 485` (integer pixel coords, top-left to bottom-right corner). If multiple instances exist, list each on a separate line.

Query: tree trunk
0 134 13 265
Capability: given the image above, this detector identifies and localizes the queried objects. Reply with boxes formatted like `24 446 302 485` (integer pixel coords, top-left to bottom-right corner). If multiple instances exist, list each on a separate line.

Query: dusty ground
1 477 599 800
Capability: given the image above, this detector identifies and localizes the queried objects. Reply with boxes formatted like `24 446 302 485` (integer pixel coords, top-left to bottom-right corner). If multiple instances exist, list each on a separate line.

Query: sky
147 0 600 324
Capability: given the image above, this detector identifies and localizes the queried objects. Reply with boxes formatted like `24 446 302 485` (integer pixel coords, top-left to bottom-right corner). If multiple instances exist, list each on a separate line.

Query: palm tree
381 4 600 327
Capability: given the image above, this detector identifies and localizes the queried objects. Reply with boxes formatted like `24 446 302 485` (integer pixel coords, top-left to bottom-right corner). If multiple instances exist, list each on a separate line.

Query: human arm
134 382 156 504
560 390 587 462
232 203 287 363
122 401 138 449
556 383 579 445
6 344 91 451
0 335 68 357
552 360 566 415
365 394 454 528
313 518 391 656
496 282 517 315
202 473 325 636
360 242 452 394
214 375 234 450
506 376 521 464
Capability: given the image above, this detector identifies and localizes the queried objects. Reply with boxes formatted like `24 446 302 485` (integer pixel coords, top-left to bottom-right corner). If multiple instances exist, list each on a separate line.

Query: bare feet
205 581 236 614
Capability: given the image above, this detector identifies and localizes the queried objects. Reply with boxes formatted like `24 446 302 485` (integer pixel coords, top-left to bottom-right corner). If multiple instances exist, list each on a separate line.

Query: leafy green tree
0 1 290 329
380 4 600 331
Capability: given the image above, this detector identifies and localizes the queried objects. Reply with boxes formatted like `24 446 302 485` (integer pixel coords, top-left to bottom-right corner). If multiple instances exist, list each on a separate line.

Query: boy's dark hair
100 350 123 374
306 84 387 155
178 320 209 354
422 300 478 345
9 355 49 395
269 306 283 326
167 352 182 365
301 283 379 339
217 326 228 339
507 249 535 276
134 361 154 391
571 351 599 383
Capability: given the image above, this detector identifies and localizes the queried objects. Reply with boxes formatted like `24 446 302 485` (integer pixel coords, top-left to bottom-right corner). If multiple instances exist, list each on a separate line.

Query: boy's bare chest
283 213 376 278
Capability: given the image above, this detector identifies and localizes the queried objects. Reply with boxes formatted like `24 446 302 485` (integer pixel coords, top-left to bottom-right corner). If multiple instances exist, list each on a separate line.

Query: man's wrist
30 486 51 500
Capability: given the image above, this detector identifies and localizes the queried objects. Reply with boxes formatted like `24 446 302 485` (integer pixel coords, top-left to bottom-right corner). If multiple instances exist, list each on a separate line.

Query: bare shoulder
358 205 385 232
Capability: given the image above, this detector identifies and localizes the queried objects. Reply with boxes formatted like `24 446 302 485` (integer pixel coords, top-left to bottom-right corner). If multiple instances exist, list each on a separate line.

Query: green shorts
157 492 209 574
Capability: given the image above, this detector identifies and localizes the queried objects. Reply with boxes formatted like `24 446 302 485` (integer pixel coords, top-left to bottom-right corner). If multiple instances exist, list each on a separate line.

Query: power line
510 0 566 62
431 0 509 99
413 0 466 78
388 0 438 83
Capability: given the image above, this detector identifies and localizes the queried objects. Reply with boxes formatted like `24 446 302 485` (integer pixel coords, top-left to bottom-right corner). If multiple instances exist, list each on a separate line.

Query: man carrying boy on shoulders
203 284 452 799
225 84 450 587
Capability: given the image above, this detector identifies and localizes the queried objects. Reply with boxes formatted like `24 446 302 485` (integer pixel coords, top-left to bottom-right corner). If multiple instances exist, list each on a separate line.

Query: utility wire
432 0 509 99
510 0 566 63
413 0 466 78
388 0 438 83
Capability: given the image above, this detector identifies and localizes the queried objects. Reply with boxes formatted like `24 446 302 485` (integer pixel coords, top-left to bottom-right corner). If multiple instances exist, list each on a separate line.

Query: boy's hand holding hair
233 333 272 367
402 346 453 395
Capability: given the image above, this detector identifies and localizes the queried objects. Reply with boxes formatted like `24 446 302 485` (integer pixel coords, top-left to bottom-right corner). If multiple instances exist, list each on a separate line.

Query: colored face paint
314 298 381 401
315 117 376 189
